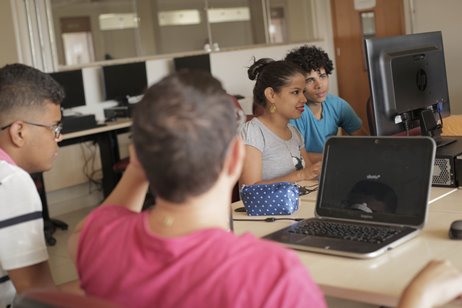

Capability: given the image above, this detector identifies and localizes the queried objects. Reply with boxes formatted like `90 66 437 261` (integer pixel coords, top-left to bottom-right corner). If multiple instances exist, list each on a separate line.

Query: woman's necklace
283 135 304 171
259 116 304 170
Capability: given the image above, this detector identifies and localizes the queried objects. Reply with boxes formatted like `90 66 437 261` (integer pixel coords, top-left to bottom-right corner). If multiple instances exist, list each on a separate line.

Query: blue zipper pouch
240 182 299 216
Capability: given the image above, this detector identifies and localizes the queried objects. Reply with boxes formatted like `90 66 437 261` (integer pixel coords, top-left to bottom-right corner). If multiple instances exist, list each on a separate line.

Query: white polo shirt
0 148 48 307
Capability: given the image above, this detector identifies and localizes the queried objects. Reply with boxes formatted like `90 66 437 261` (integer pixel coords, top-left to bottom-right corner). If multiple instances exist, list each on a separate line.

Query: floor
46 206 95 285
46 206 377 308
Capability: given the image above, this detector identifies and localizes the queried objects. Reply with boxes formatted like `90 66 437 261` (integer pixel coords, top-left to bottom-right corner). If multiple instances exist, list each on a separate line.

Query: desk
232 185 462 307
36 118 132 245
59 119 132 196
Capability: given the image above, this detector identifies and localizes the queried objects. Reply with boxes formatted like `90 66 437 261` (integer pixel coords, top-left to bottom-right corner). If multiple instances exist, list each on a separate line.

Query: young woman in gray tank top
239 58 321 186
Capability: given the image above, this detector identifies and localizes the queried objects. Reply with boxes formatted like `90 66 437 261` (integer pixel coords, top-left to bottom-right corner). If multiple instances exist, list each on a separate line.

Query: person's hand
399 260 462 308
301 161 322 180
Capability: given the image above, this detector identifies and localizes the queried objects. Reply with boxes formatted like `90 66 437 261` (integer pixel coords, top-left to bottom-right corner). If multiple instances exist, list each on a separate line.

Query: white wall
405 0 462 114
0 1 19 66
211 41 332 114
62 38 335 123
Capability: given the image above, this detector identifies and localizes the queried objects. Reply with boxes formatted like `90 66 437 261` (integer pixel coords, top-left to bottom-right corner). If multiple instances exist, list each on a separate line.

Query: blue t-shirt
290 94 362 153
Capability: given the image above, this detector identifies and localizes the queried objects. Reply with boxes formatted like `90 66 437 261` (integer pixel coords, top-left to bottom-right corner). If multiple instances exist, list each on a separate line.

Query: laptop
264 136 436 259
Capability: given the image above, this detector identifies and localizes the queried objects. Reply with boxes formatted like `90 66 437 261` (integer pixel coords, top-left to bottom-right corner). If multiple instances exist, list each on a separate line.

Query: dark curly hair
285 45 334 75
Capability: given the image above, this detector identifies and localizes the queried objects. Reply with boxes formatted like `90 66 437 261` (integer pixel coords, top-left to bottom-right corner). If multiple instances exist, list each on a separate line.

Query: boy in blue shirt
286 45 363 163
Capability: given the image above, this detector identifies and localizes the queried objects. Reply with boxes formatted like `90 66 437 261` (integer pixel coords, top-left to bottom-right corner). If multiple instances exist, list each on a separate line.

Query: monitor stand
419 109 456 148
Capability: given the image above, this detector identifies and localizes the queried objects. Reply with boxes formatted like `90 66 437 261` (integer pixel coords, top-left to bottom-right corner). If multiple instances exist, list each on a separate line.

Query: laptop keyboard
289 220 403 244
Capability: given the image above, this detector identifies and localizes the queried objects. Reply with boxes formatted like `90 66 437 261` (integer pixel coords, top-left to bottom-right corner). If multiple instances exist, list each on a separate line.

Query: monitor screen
365 31 451 137
173 54 211 73
102 61 147 102
49 69 86 109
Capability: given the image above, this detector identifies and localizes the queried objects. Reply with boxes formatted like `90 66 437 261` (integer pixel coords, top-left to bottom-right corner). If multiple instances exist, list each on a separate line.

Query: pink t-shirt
77 206 326 308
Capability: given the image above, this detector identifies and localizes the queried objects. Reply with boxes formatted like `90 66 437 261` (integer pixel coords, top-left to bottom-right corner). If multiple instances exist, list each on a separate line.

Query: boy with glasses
0 63 64 306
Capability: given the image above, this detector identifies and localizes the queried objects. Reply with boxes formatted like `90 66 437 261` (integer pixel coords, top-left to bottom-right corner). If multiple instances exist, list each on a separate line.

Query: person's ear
264 87 276 104
223 136 244 181
8 121 27 147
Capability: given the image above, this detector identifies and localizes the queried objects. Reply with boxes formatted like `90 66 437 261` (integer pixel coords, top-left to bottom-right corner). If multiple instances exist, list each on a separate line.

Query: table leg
96 130 121 197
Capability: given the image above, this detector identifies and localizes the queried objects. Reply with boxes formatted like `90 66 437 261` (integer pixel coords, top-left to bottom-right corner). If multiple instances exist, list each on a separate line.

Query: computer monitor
102 61 148 105
173 54 211 73
49 69 86 109
365 31 453 146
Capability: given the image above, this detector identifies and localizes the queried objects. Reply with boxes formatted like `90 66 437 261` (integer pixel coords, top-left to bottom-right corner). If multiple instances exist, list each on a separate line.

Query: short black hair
132 70 237 203
0 63 64 126
285 45 334 75
247 58 305 108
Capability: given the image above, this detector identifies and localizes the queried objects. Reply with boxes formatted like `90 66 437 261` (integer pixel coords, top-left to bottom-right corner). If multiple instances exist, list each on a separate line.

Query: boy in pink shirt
68 71 326 308
68 71 462 308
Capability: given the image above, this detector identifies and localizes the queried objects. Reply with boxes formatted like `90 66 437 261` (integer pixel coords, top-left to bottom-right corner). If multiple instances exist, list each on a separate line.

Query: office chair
31 173 68 246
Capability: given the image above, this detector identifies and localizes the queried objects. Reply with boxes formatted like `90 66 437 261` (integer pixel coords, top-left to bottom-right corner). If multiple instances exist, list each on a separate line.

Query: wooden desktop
232 183 462 307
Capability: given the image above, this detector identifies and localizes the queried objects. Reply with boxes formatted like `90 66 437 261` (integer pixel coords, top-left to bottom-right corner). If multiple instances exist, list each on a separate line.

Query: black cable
401 112 410 136
233 217 304 222
297 185 318 196
437 109 444 129
80 142 102 193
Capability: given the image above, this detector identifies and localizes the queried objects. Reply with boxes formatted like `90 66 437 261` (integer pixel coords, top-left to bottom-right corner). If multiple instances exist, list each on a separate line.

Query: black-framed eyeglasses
1 121 63 140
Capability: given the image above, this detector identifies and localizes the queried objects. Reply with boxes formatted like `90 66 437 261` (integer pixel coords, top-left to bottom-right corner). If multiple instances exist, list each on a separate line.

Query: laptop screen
316 136 435 226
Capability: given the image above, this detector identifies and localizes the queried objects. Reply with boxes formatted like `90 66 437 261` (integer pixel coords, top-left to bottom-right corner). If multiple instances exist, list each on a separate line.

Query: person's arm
349 128 365 136
68 145 149 263
97 146 149 212
7 261 55 294
398 260 462 308
239 145 321 186
337 97 364 136
306 151 323 163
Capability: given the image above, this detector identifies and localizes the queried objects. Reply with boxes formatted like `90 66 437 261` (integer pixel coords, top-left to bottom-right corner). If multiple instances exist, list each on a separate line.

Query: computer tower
432 136 462 187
